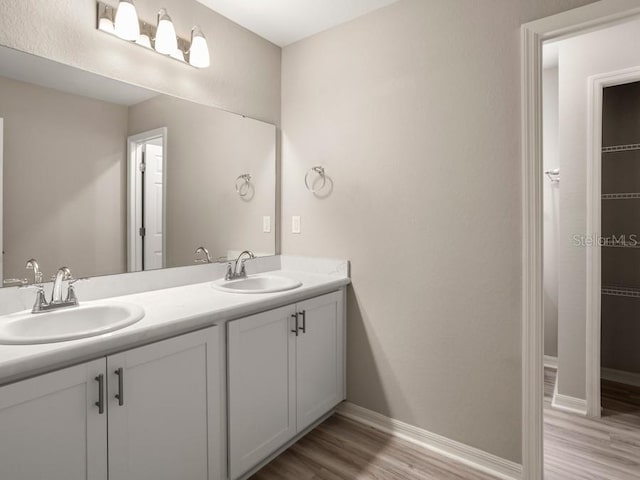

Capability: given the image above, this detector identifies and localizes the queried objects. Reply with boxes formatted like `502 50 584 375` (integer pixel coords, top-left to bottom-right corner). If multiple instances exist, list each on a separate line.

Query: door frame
521 2 640 479
126 128 168 272
0 118 3 281
585 66 640 418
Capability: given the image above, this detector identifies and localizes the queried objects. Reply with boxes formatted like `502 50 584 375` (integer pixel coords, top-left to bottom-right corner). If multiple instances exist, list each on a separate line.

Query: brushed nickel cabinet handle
115 368 124 406
300 310 307 334
95 374 104 414
291 313 299 336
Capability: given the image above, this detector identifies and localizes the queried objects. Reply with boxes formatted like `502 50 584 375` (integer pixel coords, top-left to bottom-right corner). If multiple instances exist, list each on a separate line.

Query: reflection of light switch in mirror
292 216 301 234
263 216 271 233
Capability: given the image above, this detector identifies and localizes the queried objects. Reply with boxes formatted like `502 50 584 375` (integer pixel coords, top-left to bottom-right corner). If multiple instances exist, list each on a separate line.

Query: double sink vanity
0 255 349 480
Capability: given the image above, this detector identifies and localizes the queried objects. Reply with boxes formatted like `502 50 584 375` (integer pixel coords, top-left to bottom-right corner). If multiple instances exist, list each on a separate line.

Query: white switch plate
292 216 301 234
263 216 271 233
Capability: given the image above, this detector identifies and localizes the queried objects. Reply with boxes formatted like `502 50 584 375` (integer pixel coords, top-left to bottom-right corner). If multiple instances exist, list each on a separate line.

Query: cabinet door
296 291 345 432
0 359 107 480
228 305 297 480
108 327 222 480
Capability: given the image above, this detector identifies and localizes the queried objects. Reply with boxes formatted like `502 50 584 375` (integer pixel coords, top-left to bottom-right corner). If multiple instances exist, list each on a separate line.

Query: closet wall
601 81 640 375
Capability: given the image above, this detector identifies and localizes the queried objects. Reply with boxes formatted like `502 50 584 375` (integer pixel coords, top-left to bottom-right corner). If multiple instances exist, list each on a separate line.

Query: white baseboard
602 367 640 388
544 355 558 369
551 377 587 416
336 402 522 480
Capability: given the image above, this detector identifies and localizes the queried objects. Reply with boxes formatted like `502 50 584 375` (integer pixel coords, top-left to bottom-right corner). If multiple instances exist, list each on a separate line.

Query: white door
0 359 108 480
108 327 221 480
143 141 164 270
296 292 345 432
228 305 297 480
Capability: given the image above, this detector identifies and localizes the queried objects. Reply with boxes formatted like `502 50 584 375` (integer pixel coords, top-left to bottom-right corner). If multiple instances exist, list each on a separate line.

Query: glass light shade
136 34 152 49
98 17 115 34
155 9 177 55
189 27 210 68
114 0 140 41
170 48 185 62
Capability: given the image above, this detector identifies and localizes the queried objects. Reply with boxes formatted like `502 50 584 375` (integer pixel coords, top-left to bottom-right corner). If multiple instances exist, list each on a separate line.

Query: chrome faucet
30 267 83 314
225 251 255 280
25 258 43 284
194 246 213 264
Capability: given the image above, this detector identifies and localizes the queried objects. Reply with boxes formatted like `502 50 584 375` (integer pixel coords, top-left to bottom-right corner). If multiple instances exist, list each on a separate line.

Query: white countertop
0 269 349 386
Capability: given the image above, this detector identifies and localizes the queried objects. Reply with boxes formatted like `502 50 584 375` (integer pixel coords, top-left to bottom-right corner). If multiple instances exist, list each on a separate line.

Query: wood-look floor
544 367 640 480
250 415 498 480
250 370 640 479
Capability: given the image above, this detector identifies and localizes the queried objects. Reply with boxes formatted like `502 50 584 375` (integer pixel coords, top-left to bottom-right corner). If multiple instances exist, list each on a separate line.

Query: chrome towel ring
235 174 252 197
305 166 326 193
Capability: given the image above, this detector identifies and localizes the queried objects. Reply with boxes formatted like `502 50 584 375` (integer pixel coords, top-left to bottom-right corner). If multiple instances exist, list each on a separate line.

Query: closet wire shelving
601 143 640 299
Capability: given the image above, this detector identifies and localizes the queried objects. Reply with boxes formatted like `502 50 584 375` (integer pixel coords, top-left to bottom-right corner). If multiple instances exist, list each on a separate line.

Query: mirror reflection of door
128 128 167 272
143 139 164 270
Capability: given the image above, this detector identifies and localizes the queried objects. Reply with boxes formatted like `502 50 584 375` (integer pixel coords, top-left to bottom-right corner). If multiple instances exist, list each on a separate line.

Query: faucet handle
239 260 248 277
5 278 28 287
68 277 89 286
225 263 234 281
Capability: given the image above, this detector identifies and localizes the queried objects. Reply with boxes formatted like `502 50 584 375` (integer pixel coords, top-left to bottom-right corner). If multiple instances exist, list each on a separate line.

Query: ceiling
195 0 401 47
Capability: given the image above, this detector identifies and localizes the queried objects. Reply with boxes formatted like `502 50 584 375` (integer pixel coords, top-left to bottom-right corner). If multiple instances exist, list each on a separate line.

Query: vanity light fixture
154 8 178 55
96 1 211 69
114 0 140 41
97 4 116 34
189 26 210 68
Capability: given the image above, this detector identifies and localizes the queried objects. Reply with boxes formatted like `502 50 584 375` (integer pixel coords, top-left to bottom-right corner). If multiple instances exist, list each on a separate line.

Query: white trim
0 118 3 282
602 367 640 387
337 402 522 480
127 128 168 272
544 355 558 369
551 378 587 416
586 66 640 419
521 2 640 479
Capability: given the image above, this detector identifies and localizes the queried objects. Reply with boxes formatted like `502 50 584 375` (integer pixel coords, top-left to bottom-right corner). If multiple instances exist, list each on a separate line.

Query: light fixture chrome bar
96 1 198 68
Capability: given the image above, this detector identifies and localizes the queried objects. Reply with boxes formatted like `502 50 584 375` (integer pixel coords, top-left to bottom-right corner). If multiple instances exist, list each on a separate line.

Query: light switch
263 216 271 233
292 216 301 234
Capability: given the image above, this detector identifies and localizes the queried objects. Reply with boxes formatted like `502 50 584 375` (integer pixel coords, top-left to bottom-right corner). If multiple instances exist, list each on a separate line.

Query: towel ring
305 166 326 193
235 174 252 197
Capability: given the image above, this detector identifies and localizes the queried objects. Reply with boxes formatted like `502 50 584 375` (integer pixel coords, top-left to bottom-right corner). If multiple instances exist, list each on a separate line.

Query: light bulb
155 9 177 55
114 0 140 41
189 26 210 68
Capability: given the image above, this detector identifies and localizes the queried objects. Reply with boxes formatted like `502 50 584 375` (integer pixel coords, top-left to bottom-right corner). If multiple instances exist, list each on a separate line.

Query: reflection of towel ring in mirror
235 174 252 197
305 166 326 193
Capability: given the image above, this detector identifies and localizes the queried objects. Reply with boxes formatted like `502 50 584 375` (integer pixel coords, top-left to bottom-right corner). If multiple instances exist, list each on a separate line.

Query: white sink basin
0 302 145 345
212 275 302 294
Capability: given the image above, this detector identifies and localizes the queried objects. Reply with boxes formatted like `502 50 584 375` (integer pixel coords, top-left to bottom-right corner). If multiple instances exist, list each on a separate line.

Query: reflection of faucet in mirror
31 267 83 314
225 251 255 281
25 258 43 284
194 246 213 264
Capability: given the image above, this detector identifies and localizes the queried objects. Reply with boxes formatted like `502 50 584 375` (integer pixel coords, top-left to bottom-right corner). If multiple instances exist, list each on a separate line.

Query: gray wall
0 0 281 125
558 18 640 399
128 95 276 265
281 0 596 463
1 75 128 280
543 66 560 358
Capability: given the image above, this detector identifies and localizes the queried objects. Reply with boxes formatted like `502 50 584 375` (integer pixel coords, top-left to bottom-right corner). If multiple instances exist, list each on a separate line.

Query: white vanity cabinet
108 327 222 480
0 358 108 480
0 326 222 480
228 290 345 480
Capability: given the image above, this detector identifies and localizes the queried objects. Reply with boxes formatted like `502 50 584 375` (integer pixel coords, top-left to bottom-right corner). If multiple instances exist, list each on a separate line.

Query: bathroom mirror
0 46 276 285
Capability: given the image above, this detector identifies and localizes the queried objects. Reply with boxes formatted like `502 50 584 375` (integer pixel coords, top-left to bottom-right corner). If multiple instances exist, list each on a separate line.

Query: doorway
522 3 640 479
127 128 167 272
